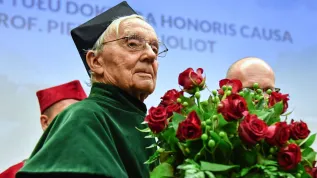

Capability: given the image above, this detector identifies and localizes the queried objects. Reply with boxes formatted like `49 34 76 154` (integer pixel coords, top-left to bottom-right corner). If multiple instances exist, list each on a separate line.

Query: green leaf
177 142 188 155
231 145 257 167
177 164 197 170
302 147 317 164
209 131 221 143
172 113 186 131
244 173 264 178
144 150 160 164
191 171 205 178
187 105 204 119
146 144 157 149
184 159 200 166
145 134 155 139
273 101 284 116
264 114 281 126
243 148 258 166
161 128 179 151
300 170 315 178
208 95 213 105
150 163 174 178
240 167 252 177
203 112 213 121
136 127 151 132
252 109 273 121
184 169 198 176
260 159 278 166
180 95 196 106
300 133 317 148
158 150 174 164
216 139 233 160
205 171 216 178
255 97 266 110
221 121 238 135
217 114 228 128
244 89 255 111
201 98 215 113
266 165 278 172
281 110 294 117
200 161 239 172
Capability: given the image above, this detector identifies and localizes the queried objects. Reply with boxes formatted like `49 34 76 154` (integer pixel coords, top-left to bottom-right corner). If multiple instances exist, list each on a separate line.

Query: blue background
0 0 316 171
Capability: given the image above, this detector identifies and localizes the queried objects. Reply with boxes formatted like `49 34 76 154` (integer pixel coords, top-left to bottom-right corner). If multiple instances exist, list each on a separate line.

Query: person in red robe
0 80 87 178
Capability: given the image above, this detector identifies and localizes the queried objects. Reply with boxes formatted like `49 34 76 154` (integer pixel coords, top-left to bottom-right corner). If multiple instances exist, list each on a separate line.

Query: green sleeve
16 105 128 178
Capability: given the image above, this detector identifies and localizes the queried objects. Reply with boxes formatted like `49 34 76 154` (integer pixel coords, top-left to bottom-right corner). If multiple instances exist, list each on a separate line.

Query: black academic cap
70 1 137 76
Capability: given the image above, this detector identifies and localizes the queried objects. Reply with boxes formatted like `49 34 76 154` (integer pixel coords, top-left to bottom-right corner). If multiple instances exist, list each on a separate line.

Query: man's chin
133 81 155 95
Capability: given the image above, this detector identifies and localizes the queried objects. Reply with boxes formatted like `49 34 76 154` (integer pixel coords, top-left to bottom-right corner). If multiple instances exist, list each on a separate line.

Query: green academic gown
16 83 156 178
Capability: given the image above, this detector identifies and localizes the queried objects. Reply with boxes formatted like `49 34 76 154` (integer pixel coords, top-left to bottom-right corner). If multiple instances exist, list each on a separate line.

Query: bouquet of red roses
138 67 317 178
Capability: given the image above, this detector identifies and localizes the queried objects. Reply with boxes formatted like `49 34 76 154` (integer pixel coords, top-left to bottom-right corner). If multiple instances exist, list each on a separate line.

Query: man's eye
128 39 142 47
150 42 159 54
151 46 158 54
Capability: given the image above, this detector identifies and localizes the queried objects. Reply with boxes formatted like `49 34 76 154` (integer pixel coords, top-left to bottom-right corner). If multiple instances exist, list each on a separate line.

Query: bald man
226 57 279 92
0 80 87 178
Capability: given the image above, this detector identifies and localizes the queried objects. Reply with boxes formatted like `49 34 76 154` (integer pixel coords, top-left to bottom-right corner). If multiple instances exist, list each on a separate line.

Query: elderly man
0 80 87 178
17 1 167 178
226 57 278 92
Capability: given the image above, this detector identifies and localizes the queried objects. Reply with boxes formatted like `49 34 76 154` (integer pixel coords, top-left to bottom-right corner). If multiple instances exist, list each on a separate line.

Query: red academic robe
0 161 24 178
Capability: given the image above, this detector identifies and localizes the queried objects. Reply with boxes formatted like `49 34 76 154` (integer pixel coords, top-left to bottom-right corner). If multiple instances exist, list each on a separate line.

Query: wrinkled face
99 18 159 99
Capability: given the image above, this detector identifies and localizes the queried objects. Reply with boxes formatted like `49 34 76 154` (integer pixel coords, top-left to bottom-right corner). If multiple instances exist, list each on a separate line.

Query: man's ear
40 114 49 131
86 51 104 75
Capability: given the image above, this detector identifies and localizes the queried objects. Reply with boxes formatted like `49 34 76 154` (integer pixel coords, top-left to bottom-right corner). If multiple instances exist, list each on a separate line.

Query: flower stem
194 146 205 161
260 142 266 157
284 115 288 122
221 87 229 101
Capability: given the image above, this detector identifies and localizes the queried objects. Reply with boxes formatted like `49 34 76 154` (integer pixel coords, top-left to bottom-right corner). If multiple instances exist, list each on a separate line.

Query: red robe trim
0 161 24 178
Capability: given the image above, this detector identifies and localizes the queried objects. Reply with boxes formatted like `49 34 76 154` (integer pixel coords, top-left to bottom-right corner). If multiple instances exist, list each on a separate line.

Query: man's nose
140 43 157 63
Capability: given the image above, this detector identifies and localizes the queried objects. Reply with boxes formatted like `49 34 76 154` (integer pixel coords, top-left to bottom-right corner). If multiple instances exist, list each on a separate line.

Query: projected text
0 0 294 54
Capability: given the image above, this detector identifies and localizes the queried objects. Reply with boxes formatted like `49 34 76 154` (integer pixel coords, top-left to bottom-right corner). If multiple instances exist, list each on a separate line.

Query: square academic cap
70 1 137 76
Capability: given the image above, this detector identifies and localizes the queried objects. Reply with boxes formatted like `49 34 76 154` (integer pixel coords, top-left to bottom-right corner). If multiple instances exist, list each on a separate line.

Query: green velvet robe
16 83 156 178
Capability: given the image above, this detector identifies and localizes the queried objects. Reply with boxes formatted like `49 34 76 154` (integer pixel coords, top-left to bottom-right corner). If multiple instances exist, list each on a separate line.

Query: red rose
159 89 183 107
218 79 243 95
310 168 317 178
166 103 182 118
268 92 289 114
217 94 248 122
305 166 312 177
145 106 168 133
277 143 301 170
176 111 202 141
289 119 310 140
238 114 268 146
265 122 290 147
178 68 205 94
305 162 317 178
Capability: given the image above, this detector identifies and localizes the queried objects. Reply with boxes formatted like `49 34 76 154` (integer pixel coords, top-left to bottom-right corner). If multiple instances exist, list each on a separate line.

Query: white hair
87 14 146 83
90 14 145 55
